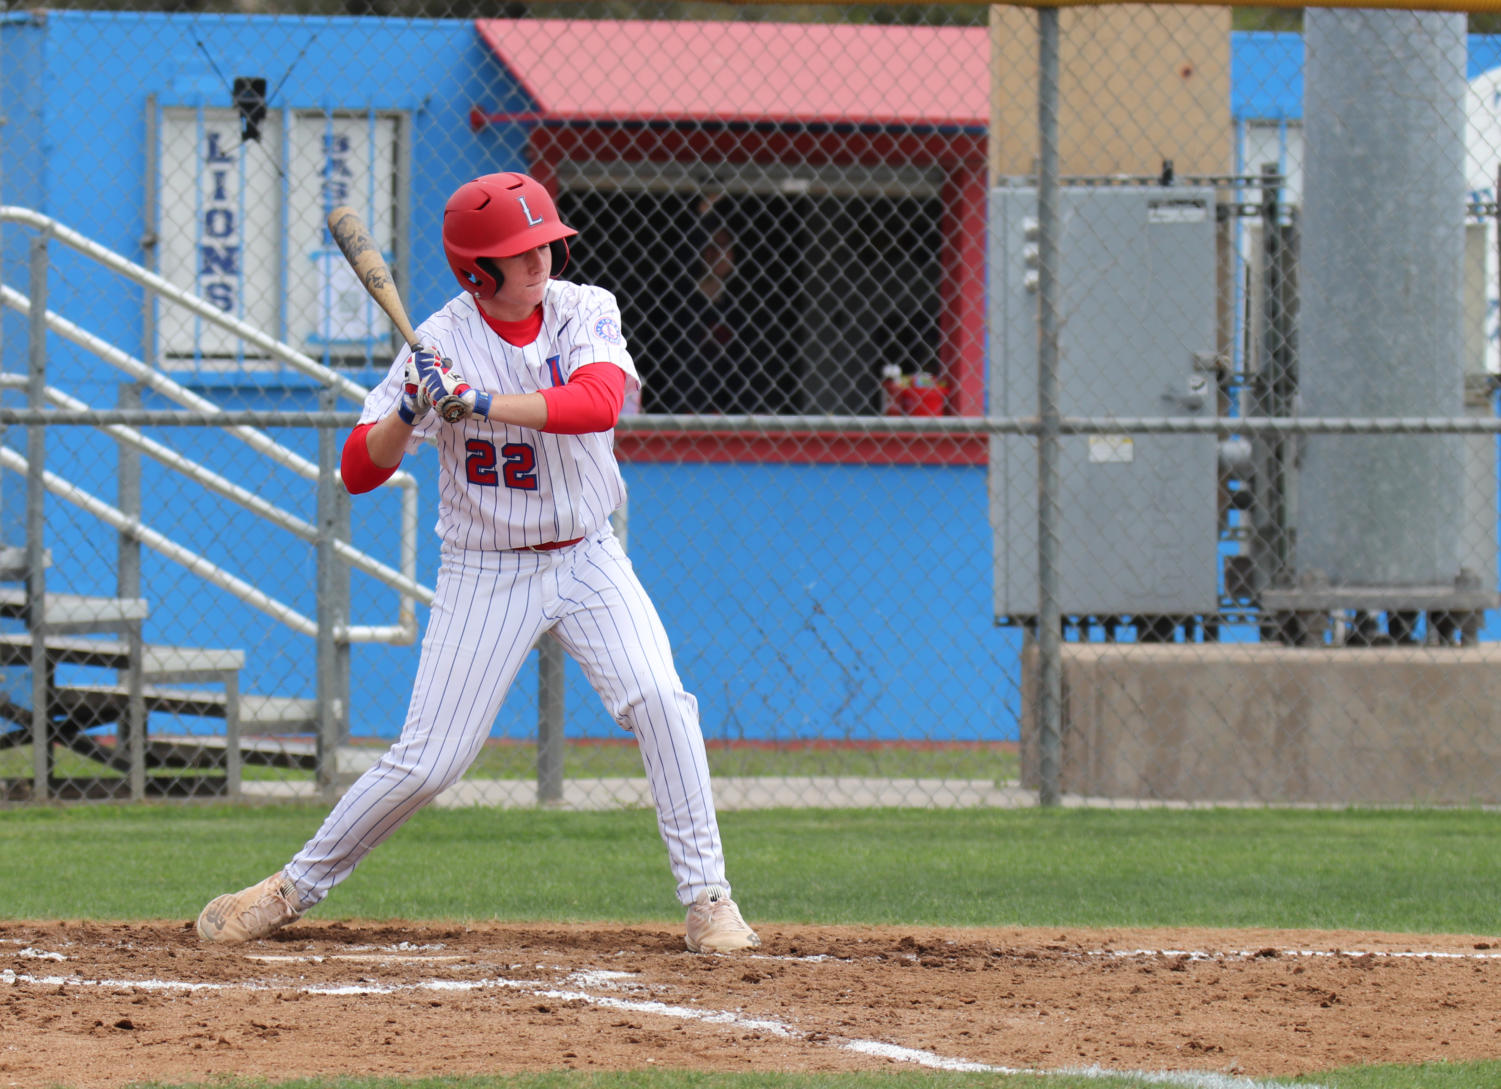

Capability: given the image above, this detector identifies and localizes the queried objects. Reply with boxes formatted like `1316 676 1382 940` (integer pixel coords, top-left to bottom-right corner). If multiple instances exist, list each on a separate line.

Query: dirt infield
3 920 1500 1086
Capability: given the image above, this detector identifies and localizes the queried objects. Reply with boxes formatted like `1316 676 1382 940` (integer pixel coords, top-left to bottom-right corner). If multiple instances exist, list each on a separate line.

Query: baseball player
195 171 760 954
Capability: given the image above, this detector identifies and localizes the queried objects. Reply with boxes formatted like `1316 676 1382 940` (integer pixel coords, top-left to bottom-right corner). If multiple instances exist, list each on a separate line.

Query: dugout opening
556 161 944 419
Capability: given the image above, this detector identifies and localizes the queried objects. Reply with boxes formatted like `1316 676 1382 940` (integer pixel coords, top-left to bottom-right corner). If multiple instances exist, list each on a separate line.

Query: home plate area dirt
3 920 1501 1087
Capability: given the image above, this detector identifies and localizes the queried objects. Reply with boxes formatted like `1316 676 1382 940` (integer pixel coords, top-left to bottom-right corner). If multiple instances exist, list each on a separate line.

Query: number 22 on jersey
466 439 538 490
462 354 560 490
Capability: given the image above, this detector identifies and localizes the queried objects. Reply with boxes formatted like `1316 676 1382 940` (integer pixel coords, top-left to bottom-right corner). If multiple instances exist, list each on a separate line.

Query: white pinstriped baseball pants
283 525 730 908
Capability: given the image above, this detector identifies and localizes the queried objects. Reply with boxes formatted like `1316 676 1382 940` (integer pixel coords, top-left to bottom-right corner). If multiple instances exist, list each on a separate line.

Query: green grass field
3 803 1499 1088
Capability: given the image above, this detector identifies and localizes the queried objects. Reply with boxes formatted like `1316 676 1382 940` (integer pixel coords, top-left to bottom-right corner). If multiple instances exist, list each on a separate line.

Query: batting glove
418 351 491 423
397 354 429 426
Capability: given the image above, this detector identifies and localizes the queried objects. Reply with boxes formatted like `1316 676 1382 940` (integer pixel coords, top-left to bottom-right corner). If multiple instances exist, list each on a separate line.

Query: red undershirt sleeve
538 362 628 434
340 421 400 495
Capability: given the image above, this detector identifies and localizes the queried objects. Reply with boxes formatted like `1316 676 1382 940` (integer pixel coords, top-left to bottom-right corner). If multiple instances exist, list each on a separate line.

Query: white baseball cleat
684 886 761 953
196 871 305 943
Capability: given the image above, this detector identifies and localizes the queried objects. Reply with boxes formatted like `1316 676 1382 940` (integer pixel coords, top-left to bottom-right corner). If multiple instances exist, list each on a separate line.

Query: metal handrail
0 376 431 613
0 207 372 403
0 446 325 637
0 284 364 477
0 211 426 642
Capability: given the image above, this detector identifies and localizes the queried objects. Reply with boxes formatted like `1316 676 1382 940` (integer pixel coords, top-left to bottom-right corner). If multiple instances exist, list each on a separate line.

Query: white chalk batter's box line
0 941 1349 1089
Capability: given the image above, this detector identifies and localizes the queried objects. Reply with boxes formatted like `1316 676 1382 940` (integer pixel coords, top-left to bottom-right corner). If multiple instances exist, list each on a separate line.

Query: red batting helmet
442 172 577 299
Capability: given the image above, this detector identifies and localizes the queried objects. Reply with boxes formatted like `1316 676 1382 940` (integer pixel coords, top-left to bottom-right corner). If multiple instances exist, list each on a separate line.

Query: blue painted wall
1231 29 1501 122
614 462 1017 745
1230 31 1304 120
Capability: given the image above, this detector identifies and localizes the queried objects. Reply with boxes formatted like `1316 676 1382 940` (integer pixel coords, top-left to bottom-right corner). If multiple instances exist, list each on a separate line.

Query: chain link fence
1 1 1498 809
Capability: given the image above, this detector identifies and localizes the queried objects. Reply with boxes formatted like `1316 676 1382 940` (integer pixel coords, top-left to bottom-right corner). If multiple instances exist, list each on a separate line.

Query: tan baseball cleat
195 872 304 943
684 886 761 953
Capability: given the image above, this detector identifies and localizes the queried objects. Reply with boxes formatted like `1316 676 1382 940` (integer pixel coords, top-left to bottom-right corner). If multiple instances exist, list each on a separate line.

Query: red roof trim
473 18 990 128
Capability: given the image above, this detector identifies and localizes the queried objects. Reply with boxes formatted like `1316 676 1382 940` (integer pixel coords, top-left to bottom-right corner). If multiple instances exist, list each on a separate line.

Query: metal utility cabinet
989 185 1220 624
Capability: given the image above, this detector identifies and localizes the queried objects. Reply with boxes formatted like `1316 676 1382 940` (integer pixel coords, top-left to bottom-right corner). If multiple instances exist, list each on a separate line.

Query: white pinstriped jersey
359 280 642 551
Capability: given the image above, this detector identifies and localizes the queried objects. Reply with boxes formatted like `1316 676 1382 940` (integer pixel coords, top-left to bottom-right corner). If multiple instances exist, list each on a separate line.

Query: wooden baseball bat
326 205 420 350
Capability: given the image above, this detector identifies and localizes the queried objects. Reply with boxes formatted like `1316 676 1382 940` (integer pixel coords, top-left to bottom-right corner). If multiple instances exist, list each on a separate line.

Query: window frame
529 124 988 467
150 102 410 384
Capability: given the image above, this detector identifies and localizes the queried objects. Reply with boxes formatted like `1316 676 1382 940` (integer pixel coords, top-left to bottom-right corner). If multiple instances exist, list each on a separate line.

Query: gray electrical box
989 185 1220 621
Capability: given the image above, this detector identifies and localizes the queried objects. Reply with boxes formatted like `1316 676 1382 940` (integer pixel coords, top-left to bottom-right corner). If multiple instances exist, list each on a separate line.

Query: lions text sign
157 108 399 368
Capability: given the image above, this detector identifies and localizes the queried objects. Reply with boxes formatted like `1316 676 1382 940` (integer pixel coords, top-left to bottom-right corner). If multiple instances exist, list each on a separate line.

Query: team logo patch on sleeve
593 317 623 344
